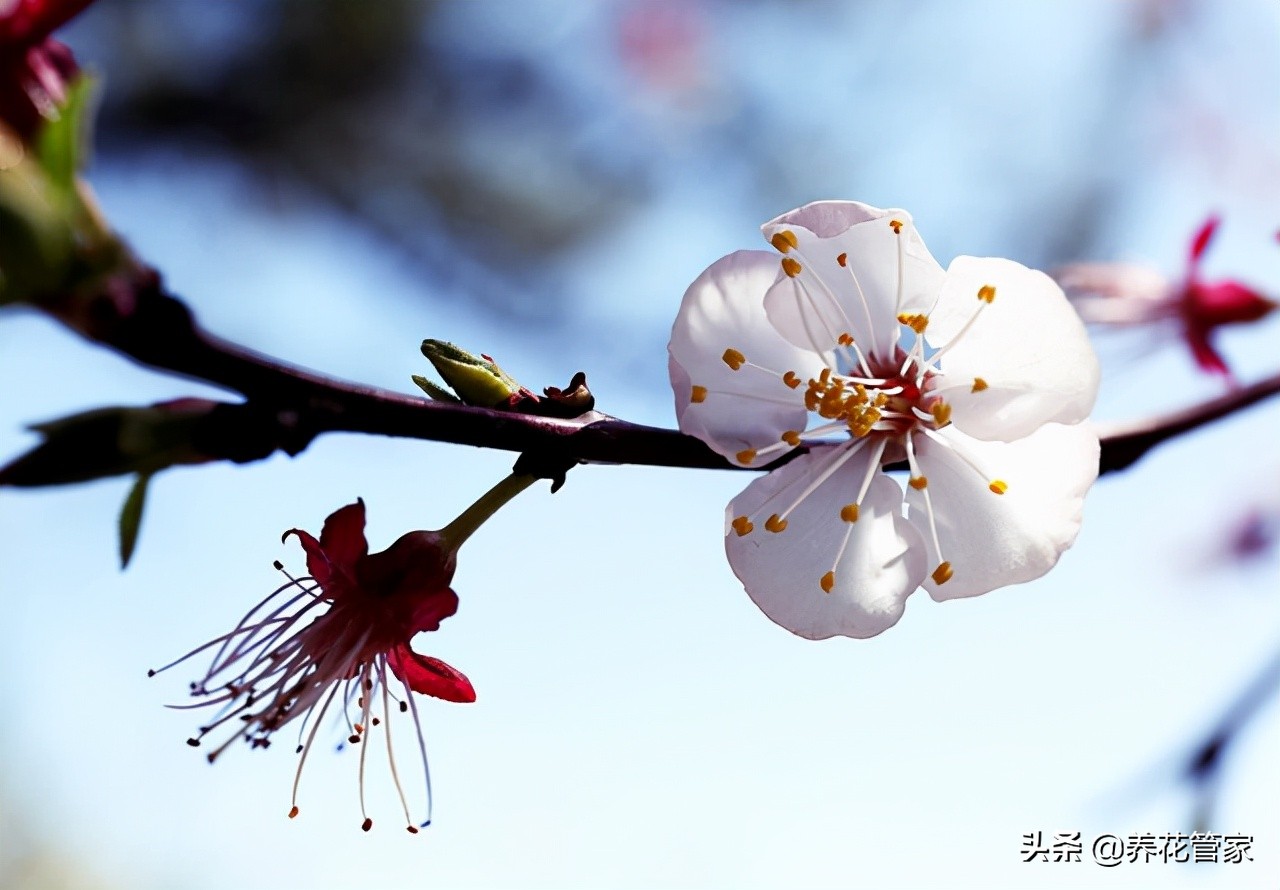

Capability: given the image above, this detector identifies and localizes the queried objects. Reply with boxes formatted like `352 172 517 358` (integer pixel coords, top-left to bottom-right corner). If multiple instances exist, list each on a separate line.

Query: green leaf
33 74 96 202
118 472 152 569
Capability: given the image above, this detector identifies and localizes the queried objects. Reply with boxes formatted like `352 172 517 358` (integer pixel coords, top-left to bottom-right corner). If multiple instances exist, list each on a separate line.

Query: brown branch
30 265 1280 478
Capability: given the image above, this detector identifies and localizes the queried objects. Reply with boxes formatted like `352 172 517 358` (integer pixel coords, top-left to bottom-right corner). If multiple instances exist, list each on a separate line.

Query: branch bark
29 266 1280 478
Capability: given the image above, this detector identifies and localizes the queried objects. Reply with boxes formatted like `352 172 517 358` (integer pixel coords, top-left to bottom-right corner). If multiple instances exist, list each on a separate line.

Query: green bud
418 339 528 408
0 399 218 488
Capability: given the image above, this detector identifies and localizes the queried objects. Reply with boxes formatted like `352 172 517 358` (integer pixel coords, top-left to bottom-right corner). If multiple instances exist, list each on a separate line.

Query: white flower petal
760 201 945 361
668 250 827 464
725 445 927 640
906 422 1099 602
927 257 1100 441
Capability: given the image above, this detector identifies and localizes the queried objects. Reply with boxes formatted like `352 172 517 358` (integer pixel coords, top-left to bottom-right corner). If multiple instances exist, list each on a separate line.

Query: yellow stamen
731 516 754 536
770 230 798 253
909 475 928 490
889 219 903 234
736 448 757 465
781 430 802 447
690 385 707 403
820 571 835 594
971 377 988 392
840 503 859 523
722 348 745 370
781 257 802 277
930 400 952 427
897 312 928 334
931 562 953 585
977 284 996 303
765 514 788 533
782 370 801 389
837 332 854 346
989 480 1008 495
836 252 848 267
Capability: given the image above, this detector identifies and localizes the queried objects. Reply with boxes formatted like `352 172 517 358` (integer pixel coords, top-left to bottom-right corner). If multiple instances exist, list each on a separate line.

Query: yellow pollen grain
840 503 859 523
690 385 707 403
837 252 848 267
781 430 802 447
838 332 854 346
770 230 798 253
909 475 928 490
782 370 801 389
889 219 904 234
971 377 988 392
989 479 1008 495
897 313 928 334
736 448 757 465
731 515 754 536
820 571 835 594
931 561 954 585
930 400 952 426
765 514 788 533
977 284 996 303
722 348 745 370
781 257 803 277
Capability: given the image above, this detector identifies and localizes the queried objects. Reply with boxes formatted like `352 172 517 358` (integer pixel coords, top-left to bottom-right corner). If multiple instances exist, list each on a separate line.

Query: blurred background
2 1 1279 887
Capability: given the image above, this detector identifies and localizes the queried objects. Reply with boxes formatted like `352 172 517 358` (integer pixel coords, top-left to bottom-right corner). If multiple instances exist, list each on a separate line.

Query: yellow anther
836 252 848 267
989 480 1008 495
971 377 988 392
977 284 996 303
930 400 952 427
840 503 859 523
889 219 904 234
909 475 928 490
736 448 757 465
770 230 798 253
722 348 746 370
765 514 788 533
731 516 754 536
873 392 889 407
820 571 835 594
690 385 707 404
782 370 801 389
781 430 802 447
818 368 831 384
896 312 928 334
781 257 803 277
837 332 854 346
931 561 954 585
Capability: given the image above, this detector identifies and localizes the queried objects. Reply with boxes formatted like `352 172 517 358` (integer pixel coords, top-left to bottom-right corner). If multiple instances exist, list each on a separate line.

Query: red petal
283 528 331 585
1184 328 1231 378
407 587 459 635
388 646 475 703
282 499 368 588
319 499 369 569
1187 215 1220 269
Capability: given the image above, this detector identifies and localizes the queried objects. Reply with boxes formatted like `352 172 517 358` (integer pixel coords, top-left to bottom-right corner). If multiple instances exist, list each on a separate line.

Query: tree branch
27 266 1280 478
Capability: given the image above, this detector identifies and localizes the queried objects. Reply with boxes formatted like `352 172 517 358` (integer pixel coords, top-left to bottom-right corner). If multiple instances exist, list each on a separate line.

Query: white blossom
669 201 1101 639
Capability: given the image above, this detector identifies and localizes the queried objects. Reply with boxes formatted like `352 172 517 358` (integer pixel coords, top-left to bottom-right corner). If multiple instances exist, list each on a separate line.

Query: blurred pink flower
1058 216 1276 381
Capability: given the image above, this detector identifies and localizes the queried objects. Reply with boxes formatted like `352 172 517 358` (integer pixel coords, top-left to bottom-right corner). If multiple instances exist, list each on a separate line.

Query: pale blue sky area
2 2 1279 888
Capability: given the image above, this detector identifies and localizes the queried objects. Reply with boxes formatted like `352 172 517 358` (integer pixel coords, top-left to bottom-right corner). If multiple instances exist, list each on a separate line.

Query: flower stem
438 473 537 551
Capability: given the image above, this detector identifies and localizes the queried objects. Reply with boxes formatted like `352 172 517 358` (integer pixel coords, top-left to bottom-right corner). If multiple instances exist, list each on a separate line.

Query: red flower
1177 216 1276 378
153 499 474 833
1059 215 1276 382
0 0 94 142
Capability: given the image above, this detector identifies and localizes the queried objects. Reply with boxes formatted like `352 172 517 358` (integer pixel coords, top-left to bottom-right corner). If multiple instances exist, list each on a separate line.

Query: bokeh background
2 1 1279 887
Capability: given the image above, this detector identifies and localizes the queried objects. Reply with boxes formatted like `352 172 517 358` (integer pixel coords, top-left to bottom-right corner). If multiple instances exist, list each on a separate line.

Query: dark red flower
153 499 474 833
0 0 94 142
